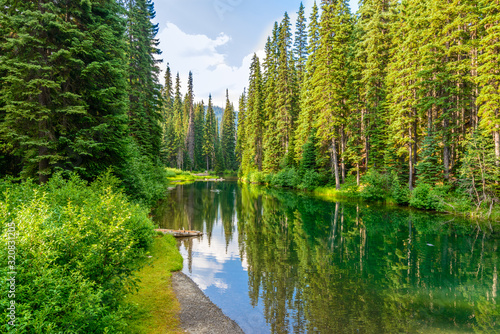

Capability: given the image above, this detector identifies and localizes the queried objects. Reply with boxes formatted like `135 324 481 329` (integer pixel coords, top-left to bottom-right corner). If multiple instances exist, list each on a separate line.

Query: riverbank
124 234 183 333
239 169 500 232
166 168 225 184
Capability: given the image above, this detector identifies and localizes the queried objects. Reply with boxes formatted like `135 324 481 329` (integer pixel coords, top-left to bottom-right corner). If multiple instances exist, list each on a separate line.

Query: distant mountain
204 105 238 125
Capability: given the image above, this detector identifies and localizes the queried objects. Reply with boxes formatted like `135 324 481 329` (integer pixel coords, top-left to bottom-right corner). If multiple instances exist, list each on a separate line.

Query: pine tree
194 101 205 170
185 71 195 169
477 0 500 165
221 90 237 171
358 0 392 169
312 0 352 190
160 64 176 166
126 0 162 159
244 55 265 172
0 0 130 182
203 95 217 171
275 12 296 166
262 24 281 172
173 73 185 169
294 1 320 164
236 90 247 167
294 2 308 84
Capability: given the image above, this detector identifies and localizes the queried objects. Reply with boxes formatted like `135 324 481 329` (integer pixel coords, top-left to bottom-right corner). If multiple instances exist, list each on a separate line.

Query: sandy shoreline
171 271 244 334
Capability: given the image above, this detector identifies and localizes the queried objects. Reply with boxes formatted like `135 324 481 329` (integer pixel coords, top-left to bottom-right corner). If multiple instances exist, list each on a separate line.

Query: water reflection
153 182 499 334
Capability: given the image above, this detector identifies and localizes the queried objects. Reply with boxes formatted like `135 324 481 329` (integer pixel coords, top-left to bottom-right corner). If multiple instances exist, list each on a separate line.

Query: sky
153 0 360 107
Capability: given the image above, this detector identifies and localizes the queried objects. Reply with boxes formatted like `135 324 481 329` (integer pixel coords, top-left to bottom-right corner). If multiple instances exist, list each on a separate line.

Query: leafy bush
360 169 390 201
409 183 437 210
390 172 410 205
298 170 321 190
120 142 169 206
0 173 155 333
271 168 300 188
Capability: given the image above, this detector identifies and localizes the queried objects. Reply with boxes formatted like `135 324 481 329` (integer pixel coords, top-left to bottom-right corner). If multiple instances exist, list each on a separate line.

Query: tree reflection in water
153 181 499 334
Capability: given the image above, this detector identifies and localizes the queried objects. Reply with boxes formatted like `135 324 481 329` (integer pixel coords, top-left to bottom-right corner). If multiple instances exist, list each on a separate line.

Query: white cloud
157 22 264 108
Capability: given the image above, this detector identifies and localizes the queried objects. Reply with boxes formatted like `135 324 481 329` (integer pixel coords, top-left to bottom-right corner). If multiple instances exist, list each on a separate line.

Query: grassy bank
166 168 217 184
124 234 184 333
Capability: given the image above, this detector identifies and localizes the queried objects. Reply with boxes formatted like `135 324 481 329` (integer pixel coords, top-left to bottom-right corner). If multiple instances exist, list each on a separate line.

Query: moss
124 235 184 333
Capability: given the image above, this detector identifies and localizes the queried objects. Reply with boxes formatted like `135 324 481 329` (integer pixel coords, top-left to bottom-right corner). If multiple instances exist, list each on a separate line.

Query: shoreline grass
124 234 184 333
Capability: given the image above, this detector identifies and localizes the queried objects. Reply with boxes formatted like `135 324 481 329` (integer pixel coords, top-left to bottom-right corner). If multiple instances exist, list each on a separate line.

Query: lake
153 181 499 334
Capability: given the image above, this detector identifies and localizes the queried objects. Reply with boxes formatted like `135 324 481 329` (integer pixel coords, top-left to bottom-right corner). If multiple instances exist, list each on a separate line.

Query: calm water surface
153 181 499 334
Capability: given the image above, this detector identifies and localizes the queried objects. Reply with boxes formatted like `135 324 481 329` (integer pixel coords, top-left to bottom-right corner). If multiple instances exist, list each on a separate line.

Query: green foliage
391 172 411 205
120 142 169 207
408 183 455 211
360 169 390 201
270 168 300 188
298 169 321 191
0 173 155 333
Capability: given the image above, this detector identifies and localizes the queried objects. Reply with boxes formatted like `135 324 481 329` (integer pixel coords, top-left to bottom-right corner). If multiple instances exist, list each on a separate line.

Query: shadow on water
153 181 499 334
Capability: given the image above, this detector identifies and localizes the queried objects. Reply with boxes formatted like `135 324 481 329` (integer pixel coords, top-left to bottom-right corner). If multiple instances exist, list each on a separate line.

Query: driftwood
155 229 202 238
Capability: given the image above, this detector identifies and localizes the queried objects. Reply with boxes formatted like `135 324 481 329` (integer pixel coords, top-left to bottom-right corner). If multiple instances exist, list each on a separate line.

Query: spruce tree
203 95 217 171
126 0 162 159
477 0 500 165
185 71 195 169
262 25 281 172
221 90 237 171
0 0 130 182
160 64 176 166
244 55 265 172
173 73 185 169
236 90 247 167
294 2 308 85
294 1 320 164
312 0 352 190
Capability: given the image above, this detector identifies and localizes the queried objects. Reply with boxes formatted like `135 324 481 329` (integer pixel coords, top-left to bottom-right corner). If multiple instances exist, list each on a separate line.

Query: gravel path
171 272 244 334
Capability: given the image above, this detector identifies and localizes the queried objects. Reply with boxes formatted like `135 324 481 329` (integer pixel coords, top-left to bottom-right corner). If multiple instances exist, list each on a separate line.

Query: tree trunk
443 117 450 180
356 163 360 186
409 123 414 191
331 136 340 190
341 126 346 184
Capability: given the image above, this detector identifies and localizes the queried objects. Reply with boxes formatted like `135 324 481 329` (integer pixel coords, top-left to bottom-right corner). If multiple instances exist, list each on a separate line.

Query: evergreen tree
358 0 392 169
194 101 205 170
185 71 195 169
294 1 320 164
203 95 217 170
0 0 130 182
294 2 308 84
312 0 352 189
221 90 237 170
477 0 500 165
262 24 280 172
173 73 185 169
126 0 162 159
160 64 176 166
236 90 247 167
244 55 265 172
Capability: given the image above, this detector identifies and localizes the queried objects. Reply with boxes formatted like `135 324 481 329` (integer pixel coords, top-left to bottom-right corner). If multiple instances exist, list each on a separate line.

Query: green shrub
409 183 437 210
271 168 300 188
360 169 389 201
391 172 410 205
0 173 155 333
120 143 169 206
298 170 321 190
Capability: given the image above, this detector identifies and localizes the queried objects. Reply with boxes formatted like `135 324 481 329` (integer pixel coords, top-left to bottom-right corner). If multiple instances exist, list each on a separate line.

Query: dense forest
234 0 500 218
0 0 168 203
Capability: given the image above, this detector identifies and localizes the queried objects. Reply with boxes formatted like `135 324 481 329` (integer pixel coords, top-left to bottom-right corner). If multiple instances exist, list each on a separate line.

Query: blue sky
153 0 359 106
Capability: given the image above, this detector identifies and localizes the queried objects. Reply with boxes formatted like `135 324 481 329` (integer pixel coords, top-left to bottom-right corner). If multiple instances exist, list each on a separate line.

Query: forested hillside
236 0 500 218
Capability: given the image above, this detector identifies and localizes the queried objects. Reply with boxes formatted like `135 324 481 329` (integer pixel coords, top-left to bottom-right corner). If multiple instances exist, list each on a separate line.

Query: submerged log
155 229 202 238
